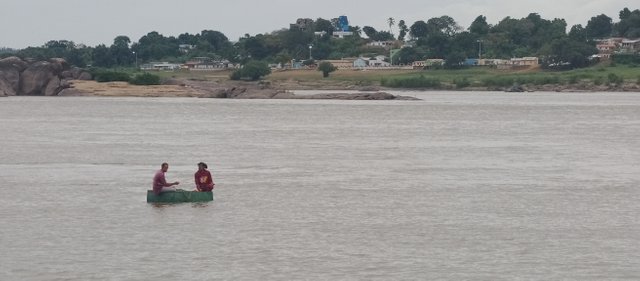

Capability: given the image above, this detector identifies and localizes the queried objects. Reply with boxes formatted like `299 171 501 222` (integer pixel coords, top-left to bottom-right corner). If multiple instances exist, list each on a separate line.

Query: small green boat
147 189 213 203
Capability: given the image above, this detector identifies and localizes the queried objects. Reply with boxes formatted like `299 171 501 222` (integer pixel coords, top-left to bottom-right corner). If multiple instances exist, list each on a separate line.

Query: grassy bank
269 64 640 90
94 64 640 91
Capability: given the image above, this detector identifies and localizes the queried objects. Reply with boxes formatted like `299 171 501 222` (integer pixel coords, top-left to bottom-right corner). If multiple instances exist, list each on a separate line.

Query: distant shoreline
52 78 640 100
7 65 637 98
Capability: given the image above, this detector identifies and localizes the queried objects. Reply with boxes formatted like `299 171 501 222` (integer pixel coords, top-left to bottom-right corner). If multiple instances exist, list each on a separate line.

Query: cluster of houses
595 38 640 59
268 55 539 71
141 55 541 72
140 57 238 71
143 14 637 73
141 37 548 72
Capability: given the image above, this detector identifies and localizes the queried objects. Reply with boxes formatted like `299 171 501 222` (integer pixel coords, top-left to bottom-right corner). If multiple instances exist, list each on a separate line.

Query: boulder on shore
0 56 80 96
0 56 27 96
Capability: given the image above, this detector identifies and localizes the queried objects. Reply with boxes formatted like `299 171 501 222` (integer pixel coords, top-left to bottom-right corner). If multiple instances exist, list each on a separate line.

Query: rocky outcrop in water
0 56 92 96
190 79 420 100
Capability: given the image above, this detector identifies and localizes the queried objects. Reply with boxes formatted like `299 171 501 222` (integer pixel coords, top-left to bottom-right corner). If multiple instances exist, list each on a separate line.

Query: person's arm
207 171 215 189
194 173 201 191
161 174 179 187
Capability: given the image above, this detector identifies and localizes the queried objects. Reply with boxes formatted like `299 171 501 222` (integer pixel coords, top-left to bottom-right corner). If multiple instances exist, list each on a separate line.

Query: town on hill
1 7 640 96
1 8 639 70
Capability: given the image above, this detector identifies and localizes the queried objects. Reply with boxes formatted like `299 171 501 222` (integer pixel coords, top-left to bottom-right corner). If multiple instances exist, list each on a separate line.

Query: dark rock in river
303 92 419 100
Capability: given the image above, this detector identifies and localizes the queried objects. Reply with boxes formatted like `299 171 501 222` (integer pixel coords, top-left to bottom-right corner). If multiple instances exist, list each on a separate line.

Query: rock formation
0 56 92 96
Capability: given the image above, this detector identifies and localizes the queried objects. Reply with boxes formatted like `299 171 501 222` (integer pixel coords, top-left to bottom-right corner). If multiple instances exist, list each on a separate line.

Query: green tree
469 15 490 35
363 26 378 39
66 48 88 67
451 31 479 58
274 51 293 65
17 47 49 61
387 17 396 35
409 20 429 39
350 25 363 37
421 32 450 58
199 30 230 52
374 31 395 41
444 51 465 69
178 33 198 45
542 38 597 68
426 15 460 36
620 8 632 20
397 20 409 41
278 29 313 59
585 14 613 39
315 18 335 35
91 44 114 67
135 31 181 61
568 24 587 41
317 61 337 77
239 35 271 60
393 47 424 65
230 60 271 81
614 8 640 37
110 35 132 66
44 40 75 58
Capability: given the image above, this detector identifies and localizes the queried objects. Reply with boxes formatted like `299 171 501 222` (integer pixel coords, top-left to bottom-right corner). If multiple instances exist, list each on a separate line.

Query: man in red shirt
194 162 215 192
153 162 180 195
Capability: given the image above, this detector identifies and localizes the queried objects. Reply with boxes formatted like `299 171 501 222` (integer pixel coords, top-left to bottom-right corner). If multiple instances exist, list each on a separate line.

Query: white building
140 62 180 71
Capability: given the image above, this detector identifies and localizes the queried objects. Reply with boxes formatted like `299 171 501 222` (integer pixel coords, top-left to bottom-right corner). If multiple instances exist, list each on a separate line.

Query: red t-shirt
152 170 166 195
194 169 214 191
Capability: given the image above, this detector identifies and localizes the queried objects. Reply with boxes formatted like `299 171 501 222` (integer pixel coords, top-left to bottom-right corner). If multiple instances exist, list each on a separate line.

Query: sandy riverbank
57 68 640 98
60 79 420 100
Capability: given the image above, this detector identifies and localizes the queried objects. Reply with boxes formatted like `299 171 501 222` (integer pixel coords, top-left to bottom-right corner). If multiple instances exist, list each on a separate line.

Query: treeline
1 7 639 70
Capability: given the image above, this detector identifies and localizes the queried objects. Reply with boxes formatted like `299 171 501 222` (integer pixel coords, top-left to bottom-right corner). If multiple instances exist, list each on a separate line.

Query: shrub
229 70 241 81
230 61 271 81
381 75 441 88
482 76 514 87
453 77 471 88
129 72 161 85
593 76 604 85
93 70 130 82
612 54 640 65
568 75 579 84
535 75 560 85
317 61 337 78
607 73 623 85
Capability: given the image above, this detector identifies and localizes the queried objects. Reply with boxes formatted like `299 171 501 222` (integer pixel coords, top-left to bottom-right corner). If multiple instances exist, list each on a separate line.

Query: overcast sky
1 0 636 49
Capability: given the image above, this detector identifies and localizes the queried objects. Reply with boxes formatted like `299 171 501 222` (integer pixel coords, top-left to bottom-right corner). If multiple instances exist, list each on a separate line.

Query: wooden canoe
147 189 213 203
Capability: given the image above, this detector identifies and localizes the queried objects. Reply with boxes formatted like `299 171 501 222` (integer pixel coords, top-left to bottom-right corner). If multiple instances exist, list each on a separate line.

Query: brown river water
1 91 639 280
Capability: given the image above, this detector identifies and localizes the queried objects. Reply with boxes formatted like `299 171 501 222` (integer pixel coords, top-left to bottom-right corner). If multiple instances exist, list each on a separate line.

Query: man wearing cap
194 162 215 192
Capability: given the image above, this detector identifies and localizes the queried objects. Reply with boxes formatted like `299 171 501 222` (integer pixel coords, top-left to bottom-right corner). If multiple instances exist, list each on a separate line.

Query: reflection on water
1 93 640 280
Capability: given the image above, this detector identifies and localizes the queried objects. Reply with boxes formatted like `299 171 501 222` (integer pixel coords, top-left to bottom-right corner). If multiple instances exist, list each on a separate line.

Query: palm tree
351 26 363 37
387 17 396 35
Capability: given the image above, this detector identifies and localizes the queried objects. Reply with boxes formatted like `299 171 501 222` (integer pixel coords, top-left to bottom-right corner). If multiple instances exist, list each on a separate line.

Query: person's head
161 162 169 172
197 162 207 170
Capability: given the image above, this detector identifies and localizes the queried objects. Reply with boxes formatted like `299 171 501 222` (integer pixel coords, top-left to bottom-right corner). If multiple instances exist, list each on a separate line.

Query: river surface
1 91 639 280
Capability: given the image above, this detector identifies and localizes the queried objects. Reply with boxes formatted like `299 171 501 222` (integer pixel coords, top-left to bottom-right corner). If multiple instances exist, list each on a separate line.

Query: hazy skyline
1 0 637 49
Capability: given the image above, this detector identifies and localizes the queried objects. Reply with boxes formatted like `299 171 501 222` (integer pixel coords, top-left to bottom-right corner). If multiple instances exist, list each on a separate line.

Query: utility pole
133 51 138 69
